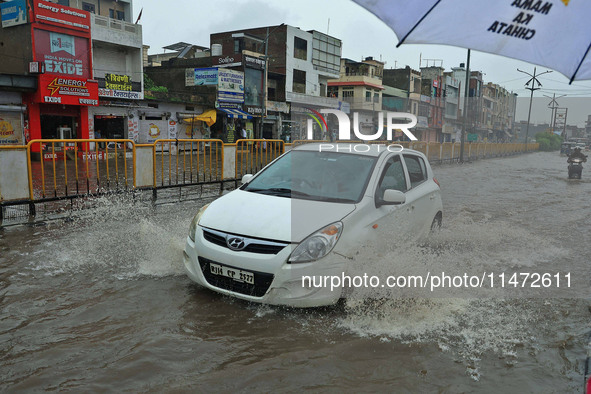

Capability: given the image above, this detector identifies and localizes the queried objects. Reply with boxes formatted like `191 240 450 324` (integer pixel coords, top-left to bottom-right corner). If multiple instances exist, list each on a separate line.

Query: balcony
91 14 142 48
286 91 342 109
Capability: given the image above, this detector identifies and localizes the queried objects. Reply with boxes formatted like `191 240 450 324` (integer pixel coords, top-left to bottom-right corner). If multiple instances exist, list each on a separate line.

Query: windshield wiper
246 188 311 198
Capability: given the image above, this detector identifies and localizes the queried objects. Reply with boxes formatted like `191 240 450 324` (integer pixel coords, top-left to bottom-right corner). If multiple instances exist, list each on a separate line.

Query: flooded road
1 151 590 392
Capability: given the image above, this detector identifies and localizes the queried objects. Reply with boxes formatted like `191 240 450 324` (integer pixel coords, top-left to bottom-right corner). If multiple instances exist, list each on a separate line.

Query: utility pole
517 67 552 150
544 93 565 130
459 49 470 163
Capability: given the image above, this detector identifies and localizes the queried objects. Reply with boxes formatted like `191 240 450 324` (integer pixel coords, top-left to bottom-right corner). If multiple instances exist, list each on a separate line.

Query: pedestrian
95 129 104 149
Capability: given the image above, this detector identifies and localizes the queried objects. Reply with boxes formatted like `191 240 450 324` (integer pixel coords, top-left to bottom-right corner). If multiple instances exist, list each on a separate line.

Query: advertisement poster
1 0 27 28
34 29 91 78
217 68 244 103
32 0 90 32
140 119 167 143
186 68 218 87
0 112 23 145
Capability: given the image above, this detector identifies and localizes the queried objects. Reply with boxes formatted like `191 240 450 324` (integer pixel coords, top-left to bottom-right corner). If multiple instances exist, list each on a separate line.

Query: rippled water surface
1 151 590 392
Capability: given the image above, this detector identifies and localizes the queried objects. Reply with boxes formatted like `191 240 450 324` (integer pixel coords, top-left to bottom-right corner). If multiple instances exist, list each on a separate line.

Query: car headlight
289 222 343 263
189 203 210 241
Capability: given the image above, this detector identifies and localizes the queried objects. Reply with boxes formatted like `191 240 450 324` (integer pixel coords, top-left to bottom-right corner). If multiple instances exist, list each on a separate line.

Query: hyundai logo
227 236 246 251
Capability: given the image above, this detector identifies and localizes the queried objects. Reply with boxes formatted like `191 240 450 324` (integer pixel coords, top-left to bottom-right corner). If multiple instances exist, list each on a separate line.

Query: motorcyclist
567 147 587 163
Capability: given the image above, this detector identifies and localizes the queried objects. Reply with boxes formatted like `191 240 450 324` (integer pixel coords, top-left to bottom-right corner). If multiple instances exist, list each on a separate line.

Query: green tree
534 131 561 151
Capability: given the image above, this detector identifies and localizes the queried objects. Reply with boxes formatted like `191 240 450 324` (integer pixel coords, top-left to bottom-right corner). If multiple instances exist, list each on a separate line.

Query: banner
217 68 244 103
0 112 23 145
186 68 218 87
34 29 91 78
1 0 27 28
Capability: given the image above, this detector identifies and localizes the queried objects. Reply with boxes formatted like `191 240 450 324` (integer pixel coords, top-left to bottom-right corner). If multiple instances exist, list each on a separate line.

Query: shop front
24 0 96 157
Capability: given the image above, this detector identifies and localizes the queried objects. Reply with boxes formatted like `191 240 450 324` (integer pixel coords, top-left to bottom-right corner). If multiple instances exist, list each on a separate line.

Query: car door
368 153 414 241
401 153 438 237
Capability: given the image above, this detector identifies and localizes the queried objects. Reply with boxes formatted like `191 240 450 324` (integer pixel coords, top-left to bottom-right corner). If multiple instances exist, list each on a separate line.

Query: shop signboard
1 0 27 28
36 74 99 106
34 29 91 78
98 88 143 100
99 73 143 99
32 0 90 32
468 133 478 142
217 68 244 103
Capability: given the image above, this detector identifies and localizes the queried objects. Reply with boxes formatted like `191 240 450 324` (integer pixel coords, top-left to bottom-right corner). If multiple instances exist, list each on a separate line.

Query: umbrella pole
460 49 470 163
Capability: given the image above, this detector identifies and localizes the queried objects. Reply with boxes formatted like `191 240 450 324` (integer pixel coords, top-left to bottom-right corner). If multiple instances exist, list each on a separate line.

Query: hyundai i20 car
183 143 443 307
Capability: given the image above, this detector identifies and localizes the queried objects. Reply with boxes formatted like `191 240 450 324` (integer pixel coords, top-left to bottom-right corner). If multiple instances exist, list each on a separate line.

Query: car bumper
183 231 345 308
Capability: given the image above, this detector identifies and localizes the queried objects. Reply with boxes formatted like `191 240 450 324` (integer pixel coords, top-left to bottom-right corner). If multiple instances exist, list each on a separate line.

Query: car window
243 150 378 203
377 155 407 198
403 155 427 188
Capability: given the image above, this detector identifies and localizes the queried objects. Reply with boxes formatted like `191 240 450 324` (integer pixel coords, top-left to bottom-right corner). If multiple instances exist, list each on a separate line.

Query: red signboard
32 1 90 33
35 74 98 106
34 29 90 78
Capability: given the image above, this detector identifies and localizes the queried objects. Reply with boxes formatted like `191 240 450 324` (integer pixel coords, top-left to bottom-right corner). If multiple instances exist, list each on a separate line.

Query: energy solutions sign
35 74 99 106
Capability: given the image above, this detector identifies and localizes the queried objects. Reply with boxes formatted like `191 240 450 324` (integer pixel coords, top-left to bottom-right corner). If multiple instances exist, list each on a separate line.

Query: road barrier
235 139 284 180
0 138 539 220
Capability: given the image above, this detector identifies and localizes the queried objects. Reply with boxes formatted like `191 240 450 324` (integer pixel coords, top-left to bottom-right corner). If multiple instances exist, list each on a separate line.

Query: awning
182 109 217 127
219 108 252 119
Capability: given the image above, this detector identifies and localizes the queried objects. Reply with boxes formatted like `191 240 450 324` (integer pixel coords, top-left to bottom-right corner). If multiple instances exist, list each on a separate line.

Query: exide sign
34 29 90 78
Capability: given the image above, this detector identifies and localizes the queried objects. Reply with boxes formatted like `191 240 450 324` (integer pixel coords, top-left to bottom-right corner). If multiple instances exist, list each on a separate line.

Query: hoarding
1 0 27 28
0 112 23 145
217 68 244 103
185 68 219 87
36 74 99 106
34 29 91 78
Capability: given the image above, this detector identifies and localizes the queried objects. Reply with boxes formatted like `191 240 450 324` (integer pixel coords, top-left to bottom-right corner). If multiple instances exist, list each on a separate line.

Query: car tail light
433 177 440 188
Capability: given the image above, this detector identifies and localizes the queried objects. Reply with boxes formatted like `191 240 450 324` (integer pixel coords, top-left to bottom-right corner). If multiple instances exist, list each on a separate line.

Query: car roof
291 142 423 158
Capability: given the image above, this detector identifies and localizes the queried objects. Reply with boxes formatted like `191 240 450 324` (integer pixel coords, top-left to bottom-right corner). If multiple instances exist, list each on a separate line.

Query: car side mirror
378 189 406 206
241 174 254 184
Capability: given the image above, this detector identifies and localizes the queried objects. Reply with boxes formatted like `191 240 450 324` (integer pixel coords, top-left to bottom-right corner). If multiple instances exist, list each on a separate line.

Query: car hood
199 189 356 242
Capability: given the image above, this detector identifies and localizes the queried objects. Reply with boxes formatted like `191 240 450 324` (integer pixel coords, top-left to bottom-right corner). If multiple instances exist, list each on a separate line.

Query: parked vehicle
183 143 443 307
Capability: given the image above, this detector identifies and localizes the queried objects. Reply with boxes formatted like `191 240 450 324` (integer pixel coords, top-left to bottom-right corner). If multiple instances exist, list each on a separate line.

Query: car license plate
209 263 255 285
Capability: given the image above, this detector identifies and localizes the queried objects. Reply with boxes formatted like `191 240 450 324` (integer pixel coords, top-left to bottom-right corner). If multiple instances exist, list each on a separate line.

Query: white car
183 143 443 307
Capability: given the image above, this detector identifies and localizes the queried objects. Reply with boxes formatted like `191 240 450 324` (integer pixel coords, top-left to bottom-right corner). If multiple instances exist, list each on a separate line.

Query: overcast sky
133 0 591 127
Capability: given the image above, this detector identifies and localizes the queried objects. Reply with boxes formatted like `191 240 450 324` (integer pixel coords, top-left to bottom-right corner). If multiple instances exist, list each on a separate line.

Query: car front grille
202 227 288 255
198 257 274 298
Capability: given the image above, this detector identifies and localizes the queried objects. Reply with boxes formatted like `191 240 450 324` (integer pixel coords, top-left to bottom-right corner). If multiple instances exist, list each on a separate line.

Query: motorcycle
568 158 584 179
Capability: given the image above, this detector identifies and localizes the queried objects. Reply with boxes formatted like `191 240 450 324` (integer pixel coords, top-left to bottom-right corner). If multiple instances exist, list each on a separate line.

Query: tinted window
403 155 427 188
377 156 407 197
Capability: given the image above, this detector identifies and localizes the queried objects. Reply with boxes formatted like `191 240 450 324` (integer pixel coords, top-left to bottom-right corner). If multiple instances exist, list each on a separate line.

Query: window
116 10 125 20
373 92 379 103
234 38 244 54
109 9 114 18
403 155 427 188
294 37 307 60
365 90 372 102
82 2 95 13
327 86 338 98
293 69 306 94
342 89 354 100
185 105 195 111
57 0 70 5
377 156 407 201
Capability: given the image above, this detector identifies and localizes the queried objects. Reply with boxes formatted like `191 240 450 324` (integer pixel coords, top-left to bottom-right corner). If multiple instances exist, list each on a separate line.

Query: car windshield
243 150 378 203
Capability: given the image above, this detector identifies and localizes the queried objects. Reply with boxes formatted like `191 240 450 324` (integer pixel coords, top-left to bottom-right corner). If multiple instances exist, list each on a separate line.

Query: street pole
259 27 269 140
459 49 470 163
517 67 552 150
